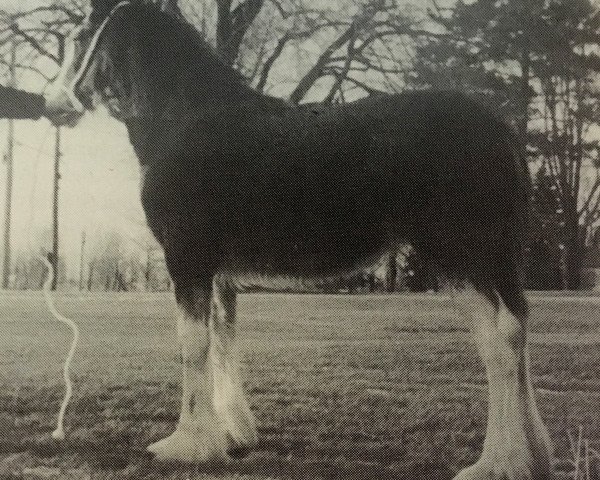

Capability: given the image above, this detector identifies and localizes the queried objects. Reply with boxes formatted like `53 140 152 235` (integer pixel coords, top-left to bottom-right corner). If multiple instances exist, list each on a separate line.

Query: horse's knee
175 282 212 321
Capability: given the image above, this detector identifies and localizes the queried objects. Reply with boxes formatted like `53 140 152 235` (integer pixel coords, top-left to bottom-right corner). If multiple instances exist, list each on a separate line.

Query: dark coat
101 3 531 318
0 85 44 120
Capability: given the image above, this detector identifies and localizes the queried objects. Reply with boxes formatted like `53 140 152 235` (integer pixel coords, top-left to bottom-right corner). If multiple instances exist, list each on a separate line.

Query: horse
44 1 553 478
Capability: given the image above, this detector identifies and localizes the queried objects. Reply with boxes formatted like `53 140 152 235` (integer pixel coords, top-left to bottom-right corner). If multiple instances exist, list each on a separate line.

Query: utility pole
50 37 65 291
2 38 16 290
146 246 152 291
79 231 86 290
51 127 61 290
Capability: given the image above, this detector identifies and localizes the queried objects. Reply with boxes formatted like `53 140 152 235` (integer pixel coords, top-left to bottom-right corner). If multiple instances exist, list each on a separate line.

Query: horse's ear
89 0 134 24
90 0 117 13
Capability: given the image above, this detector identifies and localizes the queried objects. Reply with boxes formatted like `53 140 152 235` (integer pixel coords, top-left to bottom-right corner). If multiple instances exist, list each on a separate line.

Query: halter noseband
59 0 132 113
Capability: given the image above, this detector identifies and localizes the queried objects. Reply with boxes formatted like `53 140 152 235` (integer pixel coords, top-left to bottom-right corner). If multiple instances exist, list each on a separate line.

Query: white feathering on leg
211 335 255 447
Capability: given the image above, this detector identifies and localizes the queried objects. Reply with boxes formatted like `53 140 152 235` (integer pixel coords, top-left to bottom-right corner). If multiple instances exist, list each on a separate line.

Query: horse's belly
217 240 388 292
215 272 334 292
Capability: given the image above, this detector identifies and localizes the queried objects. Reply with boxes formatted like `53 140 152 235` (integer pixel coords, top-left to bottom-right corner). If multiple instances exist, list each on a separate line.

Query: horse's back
143 89 530 310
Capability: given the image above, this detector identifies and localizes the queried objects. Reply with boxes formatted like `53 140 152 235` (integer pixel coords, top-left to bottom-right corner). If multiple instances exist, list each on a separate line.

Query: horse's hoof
225 433 254 459
227 444 251 459
147 426 228 463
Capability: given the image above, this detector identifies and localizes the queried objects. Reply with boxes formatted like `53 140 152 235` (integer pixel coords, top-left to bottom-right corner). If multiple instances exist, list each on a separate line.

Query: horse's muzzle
44 84 85 127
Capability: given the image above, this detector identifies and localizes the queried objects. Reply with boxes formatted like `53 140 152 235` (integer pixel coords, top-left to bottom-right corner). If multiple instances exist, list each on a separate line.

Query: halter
58 1 132 113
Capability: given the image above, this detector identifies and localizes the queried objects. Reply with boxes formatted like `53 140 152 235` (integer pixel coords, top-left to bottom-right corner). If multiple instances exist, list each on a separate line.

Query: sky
0 109 146 276
0 0 149 278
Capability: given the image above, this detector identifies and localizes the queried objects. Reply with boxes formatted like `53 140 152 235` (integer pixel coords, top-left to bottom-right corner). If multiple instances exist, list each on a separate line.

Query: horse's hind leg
210 280 258 456
147 282 229 462
452 286 552 480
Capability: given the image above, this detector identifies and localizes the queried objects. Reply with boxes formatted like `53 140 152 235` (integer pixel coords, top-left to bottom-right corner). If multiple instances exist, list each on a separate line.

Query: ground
1 291 599 480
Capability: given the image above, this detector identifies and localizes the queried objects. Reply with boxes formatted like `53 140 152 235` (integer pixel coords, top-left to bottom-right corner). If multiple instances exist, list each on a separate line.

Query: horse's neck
124 81 286 166
125 117 152 163
125 108 187 166
123 94 221 166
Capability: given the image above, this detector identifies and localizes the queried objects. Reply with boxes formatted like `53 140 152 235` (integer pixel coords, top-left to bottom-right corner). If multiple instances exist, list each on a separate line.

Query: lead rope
40 254 79 440
18 125 77 440
35 0 131 440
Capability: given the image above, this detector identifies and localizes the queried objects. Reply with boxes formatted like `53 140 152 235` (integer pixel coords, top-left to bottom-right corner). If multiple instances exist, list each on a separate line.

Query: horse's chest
140 163 204 212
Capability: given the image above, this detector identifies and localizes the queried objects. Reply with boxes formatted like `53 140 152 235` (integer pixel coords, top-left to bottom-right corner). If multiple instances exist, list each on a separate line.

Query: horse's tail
492 134 531 321
494 247 529 320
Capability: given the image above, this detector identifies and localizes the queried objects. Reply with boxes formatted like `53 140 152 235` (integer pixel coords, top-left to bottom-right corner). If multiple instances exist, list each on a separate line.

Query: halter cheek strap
61 0 132 112
59 84 85 113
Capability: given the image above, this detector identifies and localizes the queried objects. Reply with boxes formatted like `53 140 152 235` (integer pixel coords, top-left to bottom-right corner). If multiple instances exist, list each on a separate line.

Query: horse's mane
116 2 279 107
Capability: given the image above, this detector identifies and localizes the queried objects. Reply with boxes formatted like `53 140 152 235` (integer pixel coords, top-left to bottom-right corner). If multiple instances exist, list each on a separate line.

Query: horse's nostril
141 449 155 463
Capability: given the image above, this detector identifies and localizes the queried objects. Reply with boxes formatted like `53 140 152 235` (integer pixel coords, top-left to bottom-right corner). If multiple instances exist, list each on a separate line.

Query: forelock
89 0 116 23
88 0 141 26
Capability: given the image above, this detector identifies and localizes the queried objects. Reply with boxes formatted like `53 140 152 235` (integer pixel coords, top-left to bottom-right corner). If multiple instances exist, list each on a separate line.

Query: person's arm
0 85 45 120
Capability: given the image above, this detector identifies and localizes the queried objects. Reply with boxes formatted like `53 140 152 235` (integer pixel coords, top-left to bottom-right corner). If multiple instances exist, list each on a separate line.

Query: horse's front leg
147 282 229 462
210 280 258 456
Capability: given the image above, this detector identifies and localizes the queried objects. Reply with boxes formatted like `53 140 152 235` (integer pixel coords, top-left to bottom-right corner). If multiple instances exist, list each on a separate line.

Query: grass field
1 291 600 479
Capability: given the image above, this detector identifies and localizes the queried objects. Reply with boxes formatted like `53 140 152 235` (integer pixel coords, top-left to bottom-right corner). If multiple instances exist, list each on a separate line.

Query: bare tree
179 0 428 104
532 61 600 288
215 0 265 65
0 1 85 82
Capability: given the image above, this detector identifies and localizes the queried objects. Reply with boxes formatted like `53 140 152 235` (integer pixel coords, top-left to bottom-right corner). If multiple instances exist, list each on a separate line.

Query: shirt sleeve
0 85 45 120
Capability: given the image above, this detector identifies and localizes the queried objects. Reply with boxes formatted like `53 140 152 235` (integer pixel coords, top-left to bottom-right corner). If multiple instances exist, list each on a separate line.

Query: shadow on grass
6 433 455 480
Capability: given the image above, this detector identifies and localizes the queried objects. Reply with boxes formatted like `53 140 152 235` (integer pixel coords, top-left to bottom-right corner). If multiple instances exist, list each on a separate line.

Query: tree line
7 230 171 291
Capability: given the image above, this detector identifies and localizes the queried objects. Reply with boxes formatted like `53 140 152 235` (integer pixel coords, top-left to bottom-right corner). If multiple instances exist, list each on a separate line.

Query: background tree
176 0 433 103
411 0 600 289
526 165 564 289
528 0 600 288
0 1 85 79
11 229 68 289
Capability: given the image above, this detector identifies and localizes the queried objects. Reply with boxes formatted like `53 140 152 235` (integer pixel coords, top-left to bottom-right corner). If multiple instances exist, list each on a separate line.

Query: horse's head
45 0 249 128
45 0 138 126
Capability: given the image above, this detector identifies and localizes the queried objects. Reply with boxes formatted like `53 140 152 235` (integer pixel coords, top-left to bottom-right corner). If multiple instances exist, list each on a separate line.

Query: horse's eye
73 27 92 43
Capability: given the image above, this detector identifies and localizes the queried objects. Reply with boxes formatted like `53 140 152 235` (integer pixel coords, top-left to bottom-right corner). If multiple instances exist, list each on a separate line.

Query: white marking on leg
210 282 258 451
148 287 228 462
453 286 552 480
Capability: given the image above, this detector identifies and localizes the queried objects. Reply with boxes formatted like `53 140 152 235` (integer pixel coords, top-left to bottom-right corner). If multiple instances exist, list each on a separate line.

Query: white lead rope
36 0 130 440
40 255 79 440
55 0 132 115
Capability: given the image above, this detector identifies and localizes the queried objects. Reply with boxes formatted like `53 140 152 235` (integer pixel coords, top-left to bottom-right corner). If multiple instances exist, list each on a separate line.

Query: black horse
45 1 553 478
